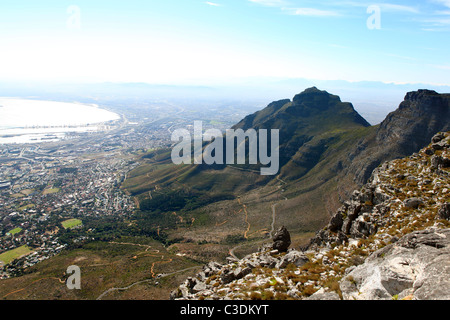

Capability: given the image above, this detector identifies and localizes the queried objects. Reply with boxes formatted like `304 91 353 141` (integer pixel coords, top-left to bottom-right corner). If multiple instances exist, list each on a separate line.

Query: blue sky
0 0 449 85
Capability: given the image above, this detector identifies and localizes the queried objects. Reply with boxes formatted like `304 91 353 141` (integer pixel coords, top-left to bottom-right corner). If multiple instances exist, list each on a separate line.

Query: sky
0 0 449 86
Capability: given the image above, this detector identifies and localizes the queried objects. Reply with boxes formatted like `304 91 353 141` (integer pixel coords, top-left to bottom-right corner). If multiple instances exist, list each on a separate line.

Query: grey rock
347 202 362 220
226 256 239 263
328 211 344 232
342 218 353 234
430 155 450 169
373 187 392 204
220 269 236 284
276 251 309 269
340 228 450 300
350 215 377 238
305 291 341 300
308 229 347 248
233 266 252 279
193 281 207 293
432 133 445 143
257 254 278 268
431 143 444 151
403 197 423 209
438 203 450 220
396 228 449 249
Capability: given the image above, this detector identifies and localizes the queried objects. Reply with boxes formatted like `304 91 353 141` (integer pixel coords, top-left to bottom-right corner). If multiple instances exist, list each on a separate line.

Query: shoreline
0 98 121 144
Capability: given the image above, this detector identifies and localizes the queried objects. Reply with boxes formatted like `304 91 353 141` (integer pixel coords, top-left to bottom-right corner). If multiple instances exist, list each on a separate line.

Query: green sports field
0 245 33 265
61 218 82 229
7 227 22 236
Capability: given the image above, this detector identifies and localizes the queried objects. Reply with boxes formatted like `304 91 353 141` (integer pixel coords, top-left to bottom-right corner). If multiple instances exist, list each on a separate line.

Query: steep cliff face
171 132 450 300
347 90 450 185
377 90 450 151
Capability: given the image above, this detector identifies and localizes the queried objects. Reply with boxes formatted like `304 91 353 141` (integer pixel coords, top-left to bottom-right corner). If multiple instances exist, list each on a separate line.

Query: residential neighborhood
0 133 141 278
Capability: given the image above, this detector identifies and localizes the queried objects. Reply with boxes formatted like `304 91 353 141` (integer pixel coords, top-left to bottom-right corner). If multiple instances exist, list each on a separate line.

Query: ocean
0 98 120 144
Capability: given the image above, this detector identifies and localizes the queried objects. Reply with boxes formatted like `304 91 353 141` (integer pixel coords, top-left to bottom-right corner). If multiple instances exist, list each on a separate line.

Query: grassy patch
43 188 60 195
7 227 22 236
62 218 83 229
18 203 35 211
0 245 33 265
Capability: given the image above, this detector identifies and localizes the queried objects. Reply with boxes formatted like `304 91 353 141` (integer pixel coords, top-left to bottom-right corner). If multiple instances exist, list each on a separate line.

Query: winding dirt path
93 241 185 300
2 277 65 299
96 265 200 300
229 174 287 259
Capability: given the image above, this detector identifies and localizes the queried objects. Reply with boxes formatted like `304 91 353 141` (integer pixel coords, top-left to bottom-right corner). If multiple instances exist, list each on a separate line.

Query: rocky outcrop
340 228 450 300
170 228 308 300
309 132 450 250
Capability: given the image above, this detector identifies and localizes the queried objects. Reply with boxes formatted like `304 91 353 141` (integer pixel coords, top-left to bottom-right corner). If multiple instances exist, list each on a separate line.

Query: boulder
233 266 252 279
431 155 450 169
220 269 236 284
438 203 450 220
432 133 445 143
276 250 309 269
305 290 340 300
404 197 423 209
431 143 444 151
192 281 207 293
328 211 344 232
272 226 291 252
349 215 377 238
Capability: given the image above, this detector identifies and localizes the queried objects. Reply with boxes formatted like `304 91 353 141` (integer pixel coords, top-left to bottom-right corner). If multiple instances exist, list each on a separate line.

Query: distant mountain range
1 79 450 125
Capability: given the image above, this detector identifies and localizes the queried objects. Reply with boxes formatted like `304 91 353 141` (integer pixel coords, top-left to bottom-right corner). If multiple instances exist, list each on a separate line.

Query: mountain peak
292 87 341 105
404 89 439 102
377 89 450 147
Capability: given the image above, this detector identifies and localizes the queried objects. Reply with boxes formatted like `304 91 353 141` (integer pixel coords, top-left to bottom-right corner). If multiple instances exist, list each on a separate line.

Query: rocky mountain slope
170 132 450 300
346 89 450 185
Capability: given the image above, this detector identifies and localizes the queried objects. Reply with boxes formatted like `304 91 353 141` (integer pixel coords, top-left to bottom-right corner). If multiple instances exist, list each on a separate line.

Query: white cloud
430 64 450 70
248 0 286 7
333 1 419 14
283 7 341 17
205 2 222 7
431 0 450 8
249 0 341 17
380 3 420 14
423 17 450 25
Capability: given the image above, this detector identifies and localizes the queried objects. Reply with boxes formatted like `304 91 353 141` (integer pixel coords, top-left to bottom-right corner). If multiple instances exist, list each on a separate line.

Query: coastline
0 98 120 144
